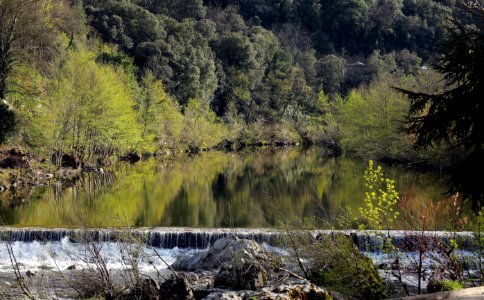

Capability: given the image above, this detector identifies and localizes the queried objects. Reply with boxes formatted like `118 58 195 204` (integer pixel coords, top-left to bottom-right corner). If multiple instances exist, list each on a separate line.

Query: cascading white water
0 228 475 296
0 236 202 273
0 228 476 250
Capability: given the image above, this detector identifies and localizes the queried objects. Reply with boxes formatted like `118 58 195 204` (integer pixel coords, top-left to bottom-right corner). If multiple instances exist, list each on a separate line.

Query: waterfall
0 228 476 251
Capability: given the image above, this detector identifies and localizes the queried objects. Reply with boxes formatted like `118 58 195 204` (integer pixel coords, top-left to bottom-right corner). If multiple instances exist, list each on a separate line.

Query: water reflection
0 148 465 229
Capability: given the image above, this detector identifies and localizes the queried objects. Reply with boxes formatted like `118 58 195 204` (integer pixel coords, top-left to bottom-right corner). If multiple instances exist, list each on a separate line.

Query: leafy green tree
316 55 347 96
139 73 167 143
182 99 226 150
339 75 410 158
139 73 184 151
44 46 142 161
155 17 218 104
0 0 60 99
135 0 207 20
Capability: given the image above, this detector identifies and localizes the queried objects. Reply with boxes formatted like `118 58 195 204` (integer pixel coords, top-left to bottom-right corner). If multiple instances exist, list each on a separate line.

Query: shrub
308 235 385 299
427 280 463 293
359 160 399 231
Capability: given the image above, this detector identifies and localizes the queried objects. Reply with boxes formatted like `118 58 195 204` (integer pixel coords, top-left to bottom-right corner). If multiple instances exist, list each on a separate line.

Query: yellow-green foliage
139 73 184 152
5 64 48 149
159 97 184 150
339 76 409 157
359 160 399 230
42 46 142 160
182 99 227 150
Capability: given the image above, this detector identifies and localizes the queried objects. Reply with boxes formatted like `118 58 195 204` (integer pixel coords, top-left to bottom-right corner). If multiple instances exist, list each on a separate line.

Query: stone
272 282 332 300
159 275 194 300
172 236 272 272
202 291 244 300
214 263 267 290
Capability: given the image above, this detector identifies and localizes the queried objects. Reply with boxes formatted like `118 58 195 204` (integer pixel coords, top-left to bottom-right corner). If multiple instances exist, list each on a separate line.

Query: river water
0 148 469 230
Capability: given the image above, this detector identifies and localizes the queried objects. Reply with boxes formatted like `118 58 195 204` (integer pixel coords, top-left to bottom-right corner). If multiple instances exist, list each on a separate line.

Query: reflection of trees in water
51 171 117 203
0 148 462 229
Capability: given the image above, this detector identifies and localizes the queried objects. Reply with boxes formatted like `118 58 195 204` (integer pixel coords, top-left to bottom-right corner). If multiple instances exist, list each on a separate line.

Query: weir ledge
0 227 476 251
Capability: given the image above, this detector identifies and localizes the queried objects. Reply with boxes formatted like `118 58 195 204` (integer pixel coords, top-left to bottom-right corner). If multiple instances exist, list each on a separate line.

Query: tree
339 75 409 158
316 55 347 96
400 4 483 150
45 46 142 161
139 73 184 151
139 73 168 140
0 0 59 99
398 2 484 202
182 99 226 150
135 0 207 20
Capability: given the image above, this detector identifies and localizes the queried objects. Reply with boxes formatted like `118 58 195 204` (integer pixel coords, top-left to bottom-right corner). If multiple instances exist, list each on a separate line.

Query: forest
0 0 482 198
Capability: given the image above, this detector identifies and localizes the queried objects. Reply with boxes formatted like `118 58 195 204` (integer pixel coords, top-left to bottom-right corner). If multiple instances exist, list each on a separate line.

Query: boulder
214 262 267 290
120 278 160 300
159 275 194 300
172 236 272 272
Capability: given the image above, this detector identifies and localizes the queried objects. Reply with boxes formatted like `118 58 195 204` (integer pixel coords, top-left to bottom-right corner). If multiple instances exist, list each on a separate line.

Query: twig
275 267 306 280
151 246 180 279
282 221 310 279
5 240 35 299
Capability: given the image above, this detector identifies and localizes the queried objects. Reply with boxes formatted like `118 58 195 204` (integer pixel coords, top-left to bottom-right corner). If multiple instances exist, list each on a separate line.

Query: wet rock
159 275 194 300
172 236 273 272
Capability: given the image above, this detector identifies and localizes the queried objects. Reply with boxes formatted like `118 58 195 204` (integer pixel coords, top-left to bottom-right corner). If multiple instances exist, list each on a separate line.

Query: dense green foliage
0 0 480 176
289 234 385 299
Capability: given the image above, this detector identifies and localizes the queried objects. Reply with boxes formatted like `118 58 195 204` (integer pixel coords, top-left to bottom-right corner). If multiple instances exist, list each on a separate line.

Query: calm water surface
0 148 467 229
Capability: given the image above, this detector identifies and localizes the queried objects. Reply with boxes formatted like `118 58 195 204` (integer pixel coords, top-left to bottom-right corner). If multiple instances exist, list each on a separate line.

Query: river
0 147 469 230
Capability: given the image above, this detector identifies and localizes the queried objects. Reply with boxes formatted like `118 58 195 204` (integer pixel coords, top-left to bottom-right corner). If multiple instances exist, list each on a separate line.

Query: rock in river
171 236 274 272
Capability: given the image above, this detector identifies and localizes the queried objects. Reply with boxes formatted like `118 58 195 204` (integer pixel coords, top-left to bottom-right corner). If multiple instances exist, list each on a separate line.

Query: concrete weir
0 227 476 251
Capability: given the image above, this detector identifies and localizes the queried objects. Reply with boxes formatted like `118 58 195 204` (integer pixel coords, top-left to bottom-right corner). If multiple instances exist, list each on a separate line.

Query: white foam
0 236 202 273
